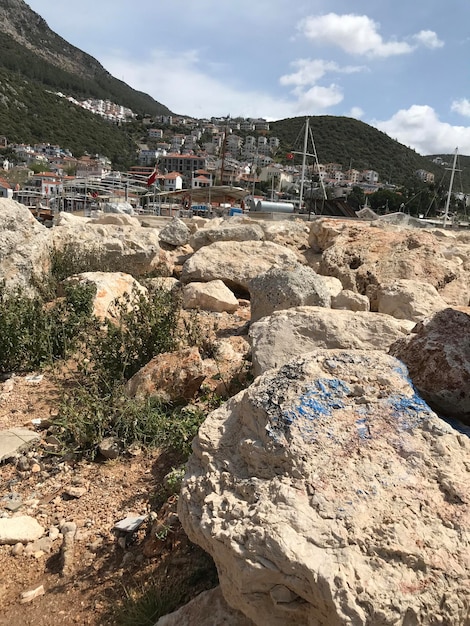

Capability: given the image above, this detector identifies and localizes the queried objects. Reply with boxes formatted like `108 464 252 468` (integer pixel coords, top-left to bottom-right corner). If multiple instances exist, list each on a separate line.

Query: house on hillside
0 177 13 199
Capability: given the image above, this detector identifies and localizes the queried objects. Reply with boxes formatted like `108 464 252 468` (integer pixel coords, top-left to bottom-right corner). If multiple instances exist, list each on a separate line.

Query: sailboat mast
443 147 458 228
299 118 309 211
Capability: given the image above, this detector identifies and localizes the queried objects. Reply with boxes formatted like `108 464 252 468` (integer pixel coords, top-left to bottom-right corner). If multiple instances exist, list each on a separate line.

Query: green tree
346 186 365 210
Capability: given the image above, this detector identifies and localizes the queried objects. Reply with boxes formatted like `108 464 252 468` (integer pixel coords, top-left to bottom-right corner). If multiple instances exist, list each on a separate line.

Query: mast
443 148 458 228
298 118 309 211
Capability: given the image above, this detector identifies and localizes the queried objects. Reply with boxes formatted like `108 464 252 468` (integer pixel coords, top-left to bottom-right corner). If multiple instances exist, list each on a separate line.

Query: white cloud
348 107 364 119
299 14 443 58
295 84 344 112
100 48 298 119
451 98 470 117
412 30 444 49
374 105 470 155
280 58 364 87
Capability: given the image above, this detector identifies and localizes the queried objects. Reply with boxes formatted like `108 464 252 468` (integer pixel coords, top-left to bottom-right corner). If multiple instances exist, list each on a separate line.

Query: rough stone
155 586 254 625
0 198 51 293
331 289 370 312
390 307 470 423
179 349 470 626
189 221 265 251
183 280 239 313
98 437 121 460
311 219 469 309
126 347 205 402
181 241 299 293
377 279 448 322
159 217 191 247
249 306 412 377
51 216 171 277
0 516 44 545
65 271 147 320
249 264 331 323
0 428 40 462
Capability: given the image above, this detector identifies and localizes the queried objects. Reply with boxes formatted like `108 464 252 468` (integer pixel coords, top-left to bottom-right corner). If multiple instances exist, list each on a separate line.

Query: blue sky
25 0 470 155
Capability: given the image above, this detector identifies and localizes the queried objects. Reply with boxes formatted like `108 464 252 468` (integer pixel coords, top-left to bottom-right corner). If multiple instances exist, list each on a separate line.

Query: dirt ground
0 371 220 626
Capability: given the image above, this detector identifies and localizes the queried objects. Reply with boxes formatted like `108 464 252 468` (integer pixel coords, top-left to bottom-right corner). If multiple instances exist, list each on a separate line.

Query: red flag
147 168 157 186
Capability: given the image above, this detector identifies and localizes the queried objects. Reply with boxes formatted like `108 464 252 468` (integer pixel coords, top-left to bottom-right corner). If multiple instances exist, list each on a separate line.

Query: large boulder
249 306 412 377
65 271 147 320
125 347 205 402
183 280 239 313
312 220 468 309
181 241 299 293
389 307 470 424
0 198 51 293
179 350 470 626
249 264 331 323
51 214 171 277
159 217 191 247
189 220 265 252
377 279 448 322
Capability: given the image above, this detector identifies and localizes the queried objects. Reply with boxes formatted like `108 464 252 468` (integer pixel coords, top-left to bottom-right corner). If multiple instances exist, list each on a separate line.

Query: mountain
0 0 171 166
270 116 470 192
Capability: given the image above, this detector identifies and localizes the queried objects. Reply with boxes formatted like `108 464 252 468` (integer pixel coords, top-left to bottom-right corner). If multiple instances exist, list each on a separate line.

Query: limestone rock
159 217 191 247
147 277 181 292
91 213 141 227
181 241 299 292
377 279 448 322
0 198 50 293
125 347 205 402
332 289 370 312
249 306 412 377
390 307 470 423
316 221 468 310
307 218 345 253
249 264 331 323
51 216 171 277
155 586 254 626
179 350 470 626
0 516 44 545
256 220 310 253
0 428 40 462
318 275 343 298
65 272 147 320
189 221 265 251
183 280 239 313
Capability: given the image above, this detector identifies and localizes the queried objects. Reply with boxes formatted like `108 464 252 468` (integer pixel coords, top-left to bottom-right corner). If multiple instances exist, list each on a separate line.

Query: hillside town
0 102 422 219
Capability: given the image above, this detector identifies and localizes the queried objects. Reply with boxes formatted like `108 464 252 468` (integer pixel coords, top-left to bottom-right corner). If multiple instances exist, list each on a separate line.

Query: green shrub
0 281 95 374
51 384 205 458
85 286 181 391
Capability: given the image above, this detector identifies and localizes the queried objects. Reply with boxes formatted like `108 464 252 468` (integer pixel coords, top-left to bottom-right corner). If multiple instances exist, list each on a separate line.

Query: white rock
249 306 411 376
179 350 470 626
159 217 191 247
0 198 50 293
0 516 44 545
189 221 265 251
249 264 331 323
65 271 147 320
183 280 239 313
332 289 370 312
181 241 299 292
378 279 448 322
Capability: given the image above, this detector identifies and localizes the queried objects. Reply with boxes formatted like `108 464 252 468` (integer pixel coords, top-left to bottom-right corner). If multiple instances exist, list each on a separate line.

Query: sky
24 0 470 156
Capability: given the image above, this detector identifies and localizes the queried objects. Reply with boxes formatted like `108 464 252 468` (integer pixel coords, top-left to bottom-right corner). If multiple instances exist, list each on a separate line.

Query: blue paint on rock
388 393 434 430
282 378 350 430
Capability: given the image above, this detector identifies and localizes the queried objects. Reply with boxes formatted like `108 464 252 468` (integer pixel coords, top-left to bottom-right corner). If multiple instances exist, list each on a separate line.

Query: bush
51 384 205 459
0 281 95 374
84 286 181 391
